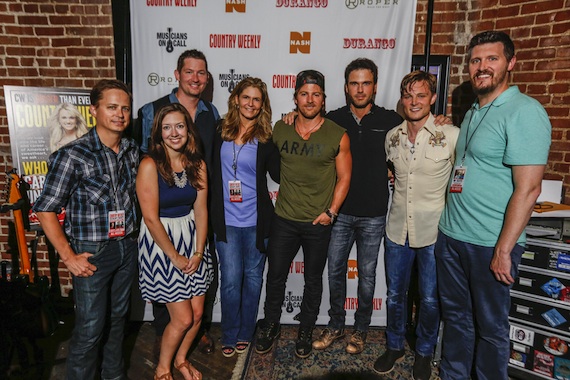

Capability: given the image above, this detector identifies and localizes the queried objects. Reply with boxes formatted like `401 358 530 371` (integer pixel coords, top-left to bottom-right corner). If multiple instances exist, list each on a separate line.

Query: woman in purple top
210 77 280 357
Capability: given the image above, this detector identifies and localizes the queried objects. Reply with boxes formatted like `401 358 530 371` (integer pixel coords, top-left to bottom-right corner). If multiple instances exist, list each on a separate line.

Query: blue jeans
67 237 137 380
263 215 332 328
215 226 266 347
327 213 385 332
435 231 523 380
385 237 439 357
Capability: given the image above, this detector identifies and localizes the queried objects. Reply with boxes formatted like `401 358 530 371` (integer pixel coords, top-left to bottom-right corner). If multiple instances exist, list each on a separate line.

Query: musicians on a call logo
219 69 250 93
156 27 188 53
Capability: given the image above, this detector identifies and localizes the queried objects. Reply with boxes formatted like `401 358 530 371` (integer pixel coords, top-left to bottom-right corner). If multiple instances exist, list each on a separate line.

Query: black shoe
373 348 405 374
255 321 281 354
413 353 433 380
295 326 313 358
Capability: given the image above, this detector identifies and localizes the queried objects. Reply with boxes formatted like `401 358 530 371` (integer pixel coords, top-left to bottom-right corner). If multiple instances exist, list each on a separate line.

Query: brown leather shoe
346 330 367 354
312 328 345 350
198 330 215 355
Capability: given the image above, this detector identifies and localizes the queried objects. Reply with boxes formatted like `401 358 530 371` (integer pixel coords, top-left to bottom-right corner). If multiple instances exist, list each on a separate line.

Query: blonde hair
48 103 88 152
220 77 272 144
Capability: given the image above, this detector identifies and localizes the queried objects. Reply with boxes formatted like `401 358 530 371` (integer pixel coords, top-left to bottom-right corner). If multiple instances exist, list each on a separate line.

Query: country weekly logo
156 27 188 53
276 0 328 7
345 0 399 10
226 0 246 12
290 31 311 54
219 69 250 93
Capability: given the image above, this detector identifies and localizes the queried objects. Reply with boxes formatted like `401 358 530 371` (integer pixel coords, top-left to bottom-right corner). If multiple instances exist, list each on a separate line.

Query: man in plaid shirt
34 79 139 380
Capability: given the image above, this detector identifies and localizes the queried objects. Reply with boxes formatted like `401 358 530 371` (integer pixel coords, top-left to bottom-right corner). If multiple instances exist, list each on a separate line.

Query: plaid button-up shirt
33 127 139 242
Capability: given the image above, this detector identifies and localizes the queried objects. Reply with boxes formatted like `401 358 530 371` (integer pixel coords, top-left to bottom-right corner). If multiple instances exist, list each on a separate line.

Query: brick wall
0 0 116 294
415 0 570 203
0 0 569 292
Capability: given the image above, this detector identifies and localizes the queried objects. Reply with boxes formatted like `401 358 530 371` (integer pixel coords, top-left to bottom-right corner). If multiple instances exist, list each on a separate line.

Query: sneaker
312 327 345 350
295 326 313 358
373 348 405 374
255 321 281 354
413 353 433 380
346 330 367 354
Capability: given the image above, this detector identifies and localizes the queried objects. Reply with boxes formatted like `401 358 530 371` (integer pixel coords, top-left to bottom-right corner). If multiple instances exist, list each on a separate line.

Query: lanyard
461 99 495 165
232 142 246 180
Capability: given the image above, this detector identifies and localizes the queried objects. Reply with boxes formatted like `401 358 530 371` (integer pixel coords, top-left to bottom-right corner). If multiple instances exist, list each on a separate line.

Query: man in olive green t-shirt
255 69 352 359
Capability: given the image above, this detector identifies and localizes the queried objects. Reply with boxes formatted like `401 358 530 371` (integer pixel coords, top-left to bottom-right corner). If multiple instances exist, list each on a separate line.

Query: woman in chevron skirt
137 103 212 380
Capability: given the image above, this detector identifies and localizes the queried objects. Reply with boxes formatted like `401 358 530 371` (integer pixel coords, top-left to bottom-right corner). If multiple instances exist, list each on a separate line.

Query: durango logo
290 32 311 54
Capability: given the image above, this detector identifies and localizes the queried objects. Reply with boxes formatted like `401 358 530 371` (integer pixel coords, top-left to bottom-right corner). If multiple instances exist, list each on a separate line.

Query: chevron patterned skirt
138 210 213 303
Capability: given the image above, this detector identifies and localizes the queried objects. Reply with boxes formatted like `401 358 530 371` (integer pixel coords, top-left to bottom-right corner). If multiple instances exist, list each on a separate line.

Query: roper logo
148 73 160 86
346 0 399 10
290 32 311 54
347 259 358 279
226 0 246 12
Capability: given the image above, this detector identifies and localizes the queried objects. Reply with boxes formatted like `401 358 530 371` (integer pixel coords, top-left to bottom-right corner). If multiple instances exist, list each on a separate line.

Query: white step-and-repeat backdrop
130 0 417 326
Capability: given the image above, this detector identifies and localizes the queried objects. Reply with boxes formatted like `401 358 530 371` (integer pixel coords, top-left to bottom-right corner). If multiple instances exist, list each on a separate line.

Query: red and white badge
450 166 467 193
108 210 126 238
229 180 243 202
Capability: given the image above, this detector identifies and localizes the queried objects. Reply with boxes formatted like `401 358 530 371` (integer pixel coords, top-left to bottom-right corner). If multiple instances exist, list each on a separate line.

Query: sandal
235 341 250 353
154 372 172 380
222 346 236 357
174 360 202 380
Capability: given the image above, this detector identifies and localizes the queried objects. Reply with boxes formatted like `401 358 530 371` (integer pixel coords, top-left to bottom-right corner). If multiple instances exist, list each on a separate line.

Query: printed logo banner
130 0 417 326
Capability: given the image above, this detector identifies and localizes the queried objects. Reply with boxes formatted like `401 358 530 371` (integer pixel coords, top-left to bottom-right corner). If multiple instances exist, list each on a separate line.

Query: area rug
241 326 441 379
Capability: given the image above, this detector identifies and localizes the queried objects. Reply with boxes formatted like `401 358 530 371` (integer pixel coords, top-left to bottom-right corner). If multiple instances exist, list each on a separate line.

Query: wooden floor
5 307 240 380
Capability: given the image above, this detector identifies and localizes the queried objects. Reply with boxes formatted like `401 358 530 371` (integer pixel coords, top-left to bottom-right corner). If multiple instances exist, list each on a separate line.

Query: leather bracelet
325 209 336 224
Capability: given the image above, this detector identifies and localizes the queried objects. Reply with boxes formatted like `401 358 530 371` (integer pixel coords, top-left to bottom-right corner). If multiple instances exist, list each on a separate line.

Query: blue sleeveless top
158 171 197 218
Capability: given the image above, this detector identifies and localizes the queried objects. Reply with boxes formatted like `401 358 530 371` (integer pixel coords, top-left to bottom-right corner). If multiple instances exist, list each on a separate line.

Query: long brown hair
149 103 204 189
220 77 272 144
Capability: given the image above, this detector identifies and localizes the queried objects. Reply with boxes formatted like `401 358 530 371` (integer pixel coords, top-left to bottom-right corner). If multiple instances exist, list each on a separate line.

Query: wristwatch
325 209 337 224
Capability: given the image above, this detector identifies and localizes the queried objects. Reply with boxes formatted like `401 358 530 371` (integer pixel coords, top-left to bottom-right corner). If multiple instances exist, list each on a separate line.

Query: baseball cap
295 70 325 92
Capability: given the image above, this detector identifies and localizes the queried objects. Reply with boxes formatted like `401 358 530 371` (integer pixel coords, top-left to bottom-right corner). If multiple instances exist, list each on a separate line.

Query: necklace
295 118 322 140
173 170 188 188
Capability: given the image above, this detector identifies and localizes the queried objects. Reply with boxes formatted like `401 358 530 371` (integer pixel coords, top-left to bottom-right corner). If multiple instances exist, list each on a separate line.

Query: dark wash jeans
326 213 385 332
262 215 332 329
435 231 523 380
67 237 137 380
384 237 439 356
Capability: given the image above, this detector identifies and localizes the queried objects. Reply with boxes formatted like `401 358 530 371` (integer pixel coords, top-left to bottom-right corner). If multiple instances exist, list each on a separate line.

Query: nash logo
226 0 246 12
347 259 358 279
156 27 188 53
290 32 311 54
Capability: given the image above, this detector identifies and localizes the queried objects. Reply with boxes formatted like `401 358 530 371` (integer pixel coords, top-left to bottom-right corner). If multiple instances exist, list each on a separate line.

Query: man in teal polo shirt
436 30 551 380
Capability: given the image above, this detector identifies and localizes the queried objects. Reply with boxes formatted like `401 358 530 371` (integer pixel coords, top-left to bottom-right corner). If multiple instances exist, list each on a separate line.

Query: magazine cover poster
4 86 95 228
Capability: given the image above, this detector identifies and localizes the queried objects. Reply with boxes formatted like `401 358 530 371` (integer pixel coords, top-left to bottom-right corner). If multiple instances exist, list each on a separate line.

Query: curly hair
148 103 204 190
220 77 273 144
47 103 89 152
